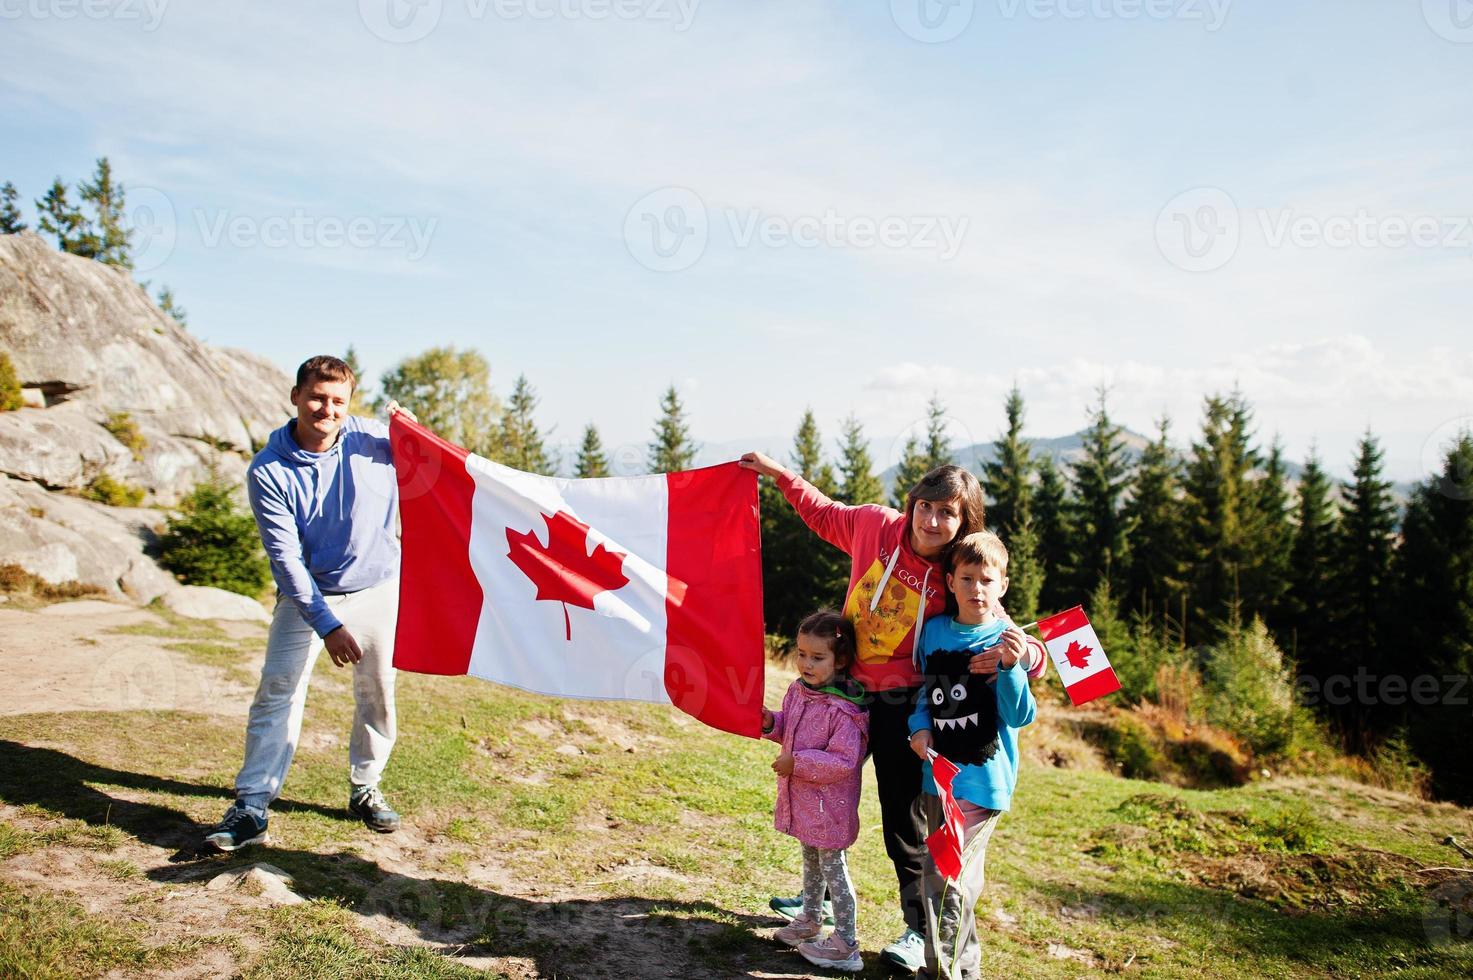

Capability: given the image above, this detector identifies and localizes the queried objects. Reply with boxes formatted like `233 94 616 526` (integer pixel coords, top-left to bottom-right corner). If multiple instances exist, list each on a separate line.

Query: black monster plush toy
921 650 1001 766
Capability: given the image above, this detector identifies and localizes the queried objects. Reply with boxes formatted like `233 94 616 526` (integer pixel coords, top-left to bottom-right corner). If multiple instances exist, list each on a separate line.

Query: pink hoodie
776 473 1050 693
765 678 869 850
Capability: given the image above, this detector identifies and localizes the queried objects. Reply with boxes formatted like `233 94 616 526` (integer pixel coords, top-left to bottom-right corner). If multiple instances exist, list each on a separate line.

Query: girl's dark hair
797 609 857 671
903 464 986 554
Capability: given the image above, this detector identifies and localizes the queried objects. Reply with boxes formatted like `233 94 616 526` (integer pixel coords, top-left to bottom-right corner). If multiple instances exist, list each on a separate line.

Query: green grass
0 881 201 979
1 642 1471 977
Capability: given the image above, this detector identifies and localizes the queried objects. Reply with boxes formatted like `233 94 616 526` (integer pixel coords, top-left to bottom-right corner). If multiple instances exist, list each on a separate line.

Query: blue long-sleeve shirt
908 616 1036 811
246 415 400 637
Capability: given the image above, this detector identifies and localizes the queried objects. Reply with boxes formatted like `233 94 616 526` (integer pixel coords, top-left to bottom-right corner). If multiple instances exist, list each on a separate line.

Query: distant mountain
878 427 1154 488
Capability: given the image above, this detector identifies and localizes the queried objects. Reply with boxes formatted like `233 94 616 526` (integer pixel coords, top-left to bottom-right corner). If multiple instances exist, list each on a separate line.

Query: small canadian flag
1036 606 1121 705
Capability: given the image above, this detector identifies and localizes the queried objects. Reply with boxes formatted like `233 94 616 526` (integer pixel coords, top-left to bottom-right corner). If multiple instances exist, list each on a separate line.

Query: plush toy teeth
934 713 978 731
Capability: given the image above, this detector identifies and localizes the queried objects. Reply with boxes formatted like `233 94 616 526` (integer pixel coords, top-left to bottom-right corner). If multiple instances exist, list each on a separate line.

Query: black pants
867 685 927 934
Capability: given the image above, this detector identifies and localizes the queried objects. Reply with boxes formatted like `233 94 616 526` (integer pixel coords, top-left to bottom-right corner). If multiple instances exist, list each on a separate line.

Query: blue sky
3 0 1470 481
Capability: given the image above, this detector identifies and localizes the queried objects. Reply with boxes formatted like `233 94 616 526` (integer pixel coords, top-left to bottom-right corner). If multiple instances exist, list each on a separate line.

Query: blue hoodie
246 415 400 637
907 616 1036 812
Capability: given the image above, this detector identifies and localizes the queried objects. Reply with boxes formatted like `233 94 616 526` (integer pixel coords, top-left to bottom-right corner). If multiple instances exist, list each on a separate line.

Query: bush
84 474 145 507
102 411 147 460
156 476 271 596
0 352 21 411
0 563 104 600
1204 614 1299 757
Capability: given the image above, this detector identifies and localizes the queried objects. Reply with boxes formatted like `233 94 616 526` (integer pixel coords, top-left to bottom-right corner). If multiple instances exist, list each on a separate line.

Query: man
205 355 413 851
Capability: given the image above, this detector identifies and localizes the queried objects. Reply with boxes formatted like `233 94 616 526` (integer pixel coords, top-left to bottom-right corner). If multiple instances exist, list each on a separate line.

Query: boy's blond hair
946 530 1009 574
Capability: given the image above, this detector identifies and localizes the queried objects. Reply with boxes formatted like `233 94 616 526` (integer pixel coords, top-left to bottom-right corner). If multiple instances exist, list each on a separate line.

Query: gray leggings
802 845 858 945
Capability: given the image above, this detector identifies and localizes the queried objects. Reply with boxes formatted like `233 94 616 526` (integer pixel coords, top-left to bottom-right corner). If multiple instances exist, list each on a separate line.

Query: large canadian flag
389 416 766 738
1036 606 1121 706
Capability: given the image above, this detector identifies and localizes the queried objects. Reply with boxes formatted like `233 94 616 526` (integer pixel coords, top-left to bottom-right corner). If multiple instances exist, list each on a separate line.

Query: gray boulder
163 585 271 623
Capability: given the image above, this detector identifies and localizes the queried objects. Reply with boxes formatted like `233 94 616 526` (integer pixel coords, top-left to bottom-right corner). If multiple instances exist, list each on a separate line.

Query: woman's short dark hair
797 608 858 671
903 464 986 555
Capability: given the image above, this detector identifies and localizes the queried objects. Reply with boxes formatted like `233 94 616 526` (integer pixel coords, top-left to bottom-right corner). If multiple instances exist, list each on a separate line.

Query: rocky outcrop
0 231 291 503
0 231 293 601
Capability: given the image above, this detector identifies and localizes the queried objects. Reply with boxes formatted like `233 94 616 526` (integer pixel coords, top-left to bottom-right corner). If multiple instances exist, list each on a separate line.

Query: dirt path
0 600 254 717
0 602 842 979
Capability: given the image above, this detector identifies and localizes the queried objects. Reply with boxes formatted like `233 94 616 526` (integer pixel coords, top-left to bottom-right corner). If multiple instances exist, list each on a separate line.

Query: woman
739 452 1047 972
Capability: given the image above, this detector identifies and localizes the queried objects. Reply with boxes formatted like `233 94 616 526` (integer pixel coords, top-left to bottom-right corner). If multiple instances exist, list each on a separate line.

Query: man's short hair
947 530 1009 573
295 355 356 392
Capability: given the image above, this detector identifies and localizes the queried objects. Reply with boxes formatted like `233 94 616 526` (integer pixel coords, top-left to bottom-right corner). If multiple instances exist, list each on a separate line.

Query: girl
740 452 1048 972
762 609 869 973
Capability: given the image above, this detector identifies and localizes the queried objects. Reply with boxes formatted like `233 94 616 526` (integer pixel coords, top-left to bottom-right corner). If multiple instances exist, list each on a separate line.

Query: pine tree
1005 512 1043 623
157 286 188 330
982 384 1032 538
1123 417 1187 620
923 394 954 471
79 157 130 268
0 182 26 233
891 433 930 509
575 424 609 478
835 414 882 505
1245 437 1294 632
36 178 87 255
1397 432 1473 801
1181 392 1259 643
1329 432 1398 747
156 475 272 597
648 385 698 473
761 410 847 638
499 374 552 475
1033 454 1074 614
1285 450 1338 682
342 345 369 415
1067 388 1133 599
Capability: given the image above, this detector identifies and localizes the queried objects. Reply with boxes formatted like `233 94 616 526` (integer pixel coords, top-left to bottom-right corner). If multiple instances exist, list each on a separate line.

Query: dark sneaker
768 893 834 926
348 785 400 833
203 805 268 852
879 928 926 973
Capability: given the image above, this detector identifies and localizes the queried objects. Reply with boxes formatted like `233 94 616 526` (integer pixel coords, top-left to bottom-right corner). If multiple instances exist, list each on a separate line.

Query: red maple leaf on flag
1064 640 1093 670
506 511 630 641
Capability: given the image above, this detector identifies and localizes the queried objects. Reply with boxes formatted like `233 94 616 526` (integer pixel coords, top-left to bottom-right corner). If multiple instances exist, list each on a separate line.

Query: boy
907 531 1036 980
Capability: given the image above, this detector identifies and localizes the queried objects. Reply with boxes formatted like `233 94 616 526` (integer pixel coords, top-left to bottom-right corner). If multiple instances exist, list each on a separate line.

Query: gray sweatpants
920 794 1003 980
235 576 399 813
802 845 858 945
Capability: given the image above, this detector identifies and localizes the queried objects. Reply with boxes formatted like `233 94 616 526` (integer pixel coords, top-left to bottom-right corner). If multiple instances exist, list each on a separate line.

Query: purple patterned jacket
765 678 869 850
